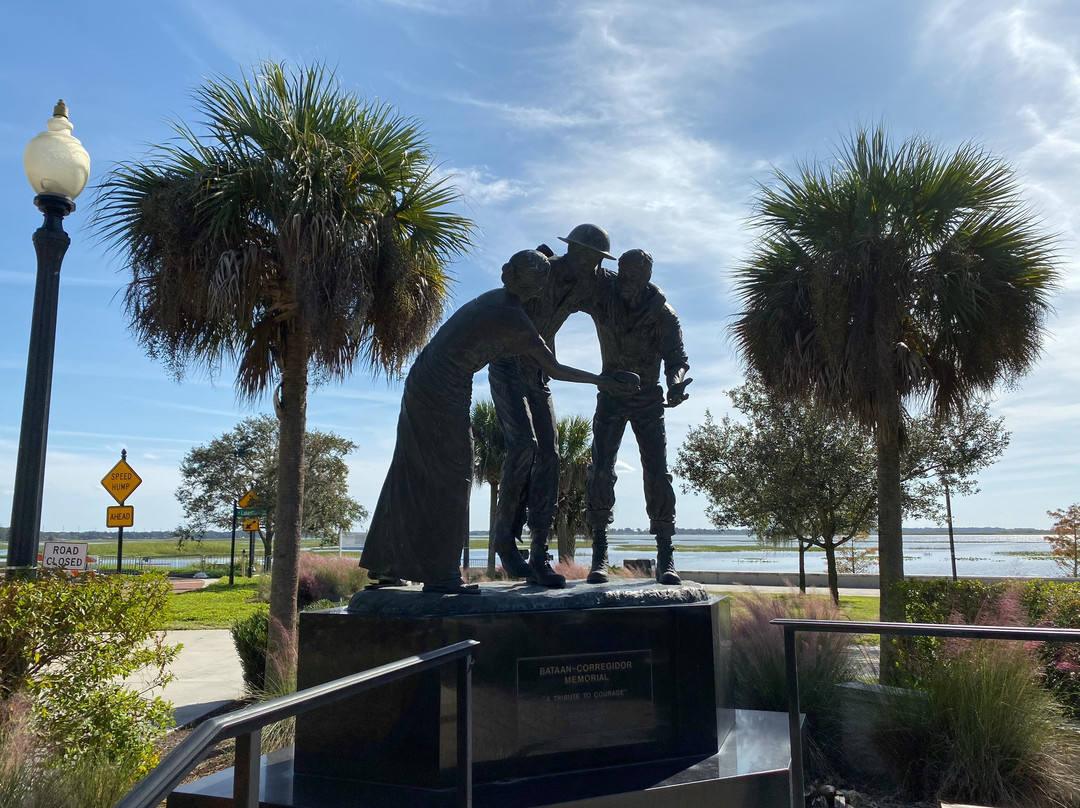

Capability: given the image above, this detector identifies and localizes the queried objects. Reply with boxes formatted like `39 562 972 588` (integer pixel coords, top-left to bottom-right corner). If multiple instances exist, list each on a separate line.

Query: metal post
233 728 261 808
116 448 128 574
247 529 256 578
229 501 238 585
456 652 474 808
785 626 804 808
6 195 73 575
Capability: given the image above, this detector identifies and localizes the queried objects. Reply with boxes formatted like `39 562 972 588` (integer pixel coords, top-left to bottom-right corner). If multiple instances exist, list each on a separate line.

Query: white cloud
445 166 531 206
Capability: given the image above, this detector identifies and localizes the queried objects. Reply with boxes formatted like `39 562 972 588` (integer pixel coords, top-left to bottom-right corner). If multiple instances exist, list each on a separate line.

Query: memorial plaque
517 650 655 751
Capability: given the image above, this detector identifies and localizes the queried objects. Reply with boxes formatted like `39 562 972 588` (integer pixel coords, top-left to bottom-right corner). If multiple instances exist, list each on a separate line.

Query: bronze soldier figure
584 249 691 585
488 224 616 588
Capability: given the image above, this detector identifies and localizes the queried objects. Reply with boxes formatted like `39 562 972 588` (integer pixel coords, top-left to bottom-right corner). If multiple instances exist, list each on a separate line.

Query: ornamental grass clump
296 553 368 608
874 638 1080 807
730 592 858 776
229 607 296 751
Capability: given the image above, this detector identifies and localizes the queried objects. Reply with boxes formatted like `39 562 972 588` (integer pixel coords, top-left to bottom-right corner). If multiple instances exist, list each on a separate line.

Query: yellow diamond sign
238 489 259 509
101 459 142 505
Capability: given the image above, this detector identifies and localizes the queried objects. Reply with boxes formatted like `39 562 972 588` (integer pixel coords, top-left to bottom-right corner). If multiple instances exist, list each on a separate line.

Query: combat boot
526 530 566 589
586 528 610 584
494 535 532 579
655 534 681 585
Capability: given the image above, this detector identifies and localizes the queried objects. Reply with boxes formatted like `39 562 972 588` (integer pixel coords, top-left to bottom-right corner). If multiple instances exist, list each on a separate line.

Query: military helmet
557 223 616 261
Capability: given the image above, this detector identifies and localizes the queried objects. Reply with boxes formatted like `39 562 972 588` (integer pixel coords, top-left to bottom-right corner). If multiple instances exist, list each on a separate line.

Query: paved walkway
125 578 246 726
703 582 880 598
128 629 245 727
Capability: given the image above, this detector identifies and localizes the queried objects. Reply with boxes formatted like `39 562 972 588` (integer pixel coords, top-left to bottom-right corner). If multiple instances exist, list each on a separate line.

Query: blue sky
1 0 1078 534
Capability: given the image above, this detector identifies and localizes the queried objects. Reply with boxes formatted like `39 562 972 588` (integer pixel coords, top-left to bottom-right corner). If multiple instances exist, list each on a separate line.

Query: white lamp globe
24 100 91 200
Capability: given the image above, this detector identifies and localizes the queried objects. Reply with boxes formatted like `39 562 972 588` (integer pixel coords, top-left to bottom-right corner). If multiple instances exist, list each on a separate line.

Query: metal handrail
772 619 1080 808
114 639 479 808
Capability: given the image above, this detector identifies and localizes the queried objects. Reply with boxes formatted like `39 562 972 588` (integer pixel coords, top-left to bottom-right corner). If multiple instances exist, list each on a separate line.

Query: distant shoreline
1 525 1050 543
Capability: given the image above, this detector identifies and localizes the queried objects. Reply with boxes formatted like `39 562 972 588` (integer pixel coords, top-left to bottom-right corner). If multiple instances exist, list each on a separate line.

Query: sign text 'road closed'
42 541 88 570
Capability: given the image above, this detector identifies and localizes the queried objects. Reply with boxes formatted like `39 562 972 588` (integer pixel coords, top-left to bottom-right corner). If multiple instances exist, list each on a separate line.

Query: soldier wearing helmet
488 223 617 588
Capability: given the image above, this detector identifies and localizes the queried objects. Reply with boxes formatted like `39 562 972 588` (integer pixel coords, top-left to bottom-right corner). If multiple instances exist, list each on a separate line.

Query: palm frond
732 124 1058 426
93 59 475 397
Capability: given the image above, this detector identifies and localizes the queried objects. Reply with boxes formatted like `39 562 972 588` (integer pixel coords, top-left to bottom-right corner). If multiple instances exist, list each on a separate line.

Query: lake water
462 532 1065 578
2 532 1065 579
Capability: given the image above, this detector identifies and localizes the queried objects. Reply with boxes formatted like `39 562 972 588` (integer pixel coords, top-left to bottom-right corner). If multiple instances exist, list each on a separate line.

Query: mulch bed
156 699 251 785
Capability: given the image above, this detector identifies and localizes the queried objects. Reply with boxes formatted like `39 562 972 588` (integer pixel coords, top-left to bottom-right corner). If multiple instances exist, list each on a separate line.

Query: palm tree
471 400 506 576
95 62 472 675
555 415 592 563
731 126 1057 656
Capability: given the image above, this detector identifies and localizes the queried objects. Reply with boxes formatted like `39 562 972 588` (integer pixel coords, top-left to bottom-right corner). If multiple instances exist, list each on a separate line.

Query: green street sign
236 507 267 518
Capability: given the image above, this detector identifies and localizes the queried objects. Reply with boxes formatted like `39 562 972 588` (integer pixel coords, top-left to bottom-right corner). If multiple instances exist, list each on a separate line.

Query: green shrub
730 592 858 777
894 578 1007 683
899 578 1080 719
873 639 1080 807
0 571 177 777
231 606 269 694
0 699 133 808
1020 579 1080 719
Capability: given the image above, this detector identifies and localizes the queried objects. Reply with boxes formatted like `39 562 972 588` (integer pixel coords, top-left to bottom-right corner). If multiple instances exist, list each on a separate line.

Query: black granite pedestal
293 579 732 789
169 579 765 808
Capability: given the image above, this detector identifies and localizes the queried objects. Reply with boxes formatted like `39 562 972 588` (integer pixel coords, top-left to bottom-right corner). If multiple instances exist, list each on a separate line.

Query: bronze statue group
360 225 691 595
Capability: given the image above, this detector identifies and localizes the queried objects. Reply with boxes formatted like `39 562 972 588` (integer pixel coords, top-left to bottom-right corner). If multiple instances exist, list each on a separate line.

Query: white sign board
41 541 89 571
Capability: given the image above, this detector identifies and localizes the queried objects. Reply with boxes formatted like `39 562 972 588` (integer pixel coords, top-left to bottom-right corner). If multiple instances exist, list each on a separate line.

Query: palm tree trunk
487 483 497 576
268 330 308 687
557 515 574 563
876 396 905 682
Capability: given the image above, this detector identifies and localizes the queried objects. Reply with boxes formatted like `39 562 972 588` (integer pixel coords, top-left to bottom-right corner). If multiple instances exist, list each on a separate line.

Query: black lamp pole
6 194 76 574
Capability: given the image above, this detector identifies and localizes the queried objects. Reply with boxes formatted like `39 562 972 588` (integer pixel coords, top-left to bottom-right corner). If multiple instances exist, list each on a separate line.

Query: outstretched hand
600 370 640 394
666 376 693 407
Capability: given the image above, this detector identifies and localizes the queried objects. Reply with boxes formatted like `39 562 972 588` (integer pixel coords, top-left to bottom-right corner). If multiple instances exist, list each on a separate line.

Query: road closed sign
41 541 88 571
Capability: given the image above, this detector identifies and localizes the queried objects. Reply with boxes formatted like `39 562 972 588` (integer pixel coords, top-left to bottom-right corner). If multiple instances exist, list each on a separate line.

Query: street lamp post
5 101 90 575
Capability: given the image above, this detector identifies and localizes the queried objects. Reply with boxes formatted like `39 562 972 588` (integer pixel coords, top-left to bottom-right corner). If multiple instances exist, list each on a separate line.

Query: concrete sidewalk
128 630 246 727
704 583 881 598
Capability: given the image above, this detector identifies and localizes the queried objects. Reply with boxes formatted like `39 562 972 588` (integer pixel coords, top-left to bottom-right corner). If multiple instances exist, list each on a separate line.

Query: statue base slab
167 709 793 808
291 579 730 787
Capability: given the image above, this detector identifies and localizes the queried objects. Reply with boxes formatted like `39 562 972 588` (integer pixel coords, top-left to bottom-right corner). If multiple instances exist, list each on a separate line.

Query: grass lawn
166 580 264 630
722 590 879 620
89 538 325 556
